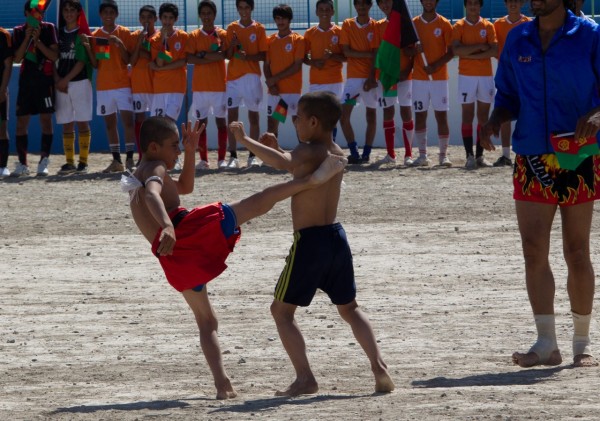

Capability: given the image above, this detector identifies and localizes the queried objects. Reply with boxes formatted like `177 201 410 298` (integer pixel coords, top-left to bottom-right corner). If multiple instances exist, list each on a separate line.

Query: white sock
572 311 593 356
415 129 427 156
529 314 558 361
503 147 511 159
439 135 449 158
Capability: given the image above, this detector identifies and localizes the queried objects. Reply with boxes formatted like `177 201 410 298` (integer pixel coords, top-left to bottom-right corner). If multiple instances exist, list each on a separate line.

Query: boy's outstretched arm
174 120 205 195
230 154 347 226
229 121 294 172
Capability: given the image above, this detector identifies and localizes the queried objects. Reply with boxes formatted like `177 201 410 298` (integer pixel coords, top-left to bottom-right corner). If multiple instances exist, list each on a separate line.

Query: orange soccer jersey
452 17 497 77
412 14 453 81
340 17 377 79
186 27 227 92
151 29 189 94
266 32 305 94
226 20 268 82
92 26 133 91
303 24 343 85
494 15 530 57
375 18 412 81
130 29 155 94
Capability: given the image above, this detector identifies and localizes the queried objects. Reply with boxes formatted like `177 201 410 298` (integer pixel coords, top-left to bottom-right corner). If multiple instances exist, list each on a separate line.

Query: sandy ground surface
2 147 600 420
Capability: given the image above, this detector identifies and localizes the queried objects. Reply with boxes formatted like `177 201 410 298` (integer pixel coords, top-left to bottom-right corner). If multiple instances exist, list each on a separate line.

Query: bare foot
310 155 348 185
374 368 395 393
275 378 319 397
512 349 562 368
573 354 599 367
215 379 237 400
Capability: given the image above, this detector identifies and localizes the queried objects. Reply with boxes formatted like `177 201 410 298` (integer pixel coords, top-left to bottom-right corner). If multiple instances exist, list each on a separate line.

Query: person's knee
195 311 218 333
270 300 293 322
564 243 590 267
337 300 359 321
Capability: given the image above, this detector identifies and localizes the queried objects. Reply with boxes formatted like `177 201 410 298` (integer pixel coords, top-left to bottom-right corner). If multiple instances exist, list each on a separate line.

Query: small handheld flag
94 37 110 60
550 132 600 170
271 99 288 123
158 38 173 63
344 93 360 106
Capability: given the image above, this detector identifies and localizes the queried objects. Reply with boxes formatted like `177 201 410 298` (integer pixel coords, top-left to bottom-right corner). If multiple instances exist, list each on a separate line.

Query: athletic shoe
0 167 10 177
76 162 89 173
476 156 492 168
125 157 136 171
493 155 513 167
195 160 210 170
37 157 49 176
247 155 261 167
439 156 453 167
403 156 414 166
411 155 431 167
361 155 370 163
227 157 239 169
465 155 477 170
11 162 30 177
347 155 362 164
218 159 228 169
102 159 125 173
376 154 397 165
173 157 183 171
58 163 77 175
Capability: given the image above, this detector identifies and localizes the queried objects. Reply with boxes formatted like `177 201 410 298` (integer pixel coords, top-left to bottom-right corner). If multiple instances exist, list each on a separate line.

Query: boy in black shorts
229 91 394 396
11 0 58 177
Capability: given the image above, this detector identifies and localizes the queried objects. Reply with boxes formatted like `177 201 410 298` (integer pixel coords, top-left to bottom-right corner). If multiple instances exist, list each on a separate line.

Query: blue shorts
274 223 356 306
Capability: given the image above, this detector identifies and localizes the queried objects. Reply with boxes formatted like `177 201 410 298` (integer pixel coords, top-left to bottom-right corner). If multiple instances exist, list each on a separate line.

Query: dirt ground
2 147 600 420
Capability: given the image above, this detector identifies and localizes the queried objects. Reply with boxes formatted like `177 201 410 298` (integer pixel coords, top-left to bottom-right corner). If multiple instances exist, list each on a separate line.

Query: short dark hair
316 0 335 10
199 0 217 16
236 0 254 10
298 91 341 132
139 5 157 18
61 0 83 12
140 117 179 152
463 0 483 6
273 4 293 20
159 2 179 19
99 0 119 14
354 0 373 5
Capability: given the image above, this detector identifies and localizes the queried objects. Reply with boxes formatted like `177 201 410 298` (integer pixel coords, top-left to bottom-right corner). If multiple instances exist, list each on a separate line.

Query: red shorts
151 203 241 292
513 154 600 206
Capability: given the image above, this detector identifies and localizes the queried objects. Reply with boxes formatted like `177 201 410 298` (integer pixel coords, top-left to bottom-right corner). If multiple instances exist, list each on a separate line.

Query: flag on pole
550 133 600 170
77 7 91 36
271 98 288 123
375 0 419 91
30 0 48 10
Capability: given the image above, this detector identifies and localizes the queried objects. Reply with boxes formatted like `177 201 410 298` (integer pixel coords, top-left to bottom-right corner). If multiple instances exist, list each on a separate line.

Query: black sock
0 138 8 167
16 134 28 165
230 150 238 159
475 143 484 159
41 133 53 159
463 136 474 158
112 152 122 163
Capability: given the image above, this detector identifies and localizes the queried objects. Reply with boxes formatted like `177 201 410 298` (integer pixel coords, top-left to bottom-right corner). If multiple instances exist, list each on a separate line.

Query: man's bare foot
374 368 395 393
512 349 562 367
215 379 237 400
275 378 319 397
573 354 599 367
310 155 348 185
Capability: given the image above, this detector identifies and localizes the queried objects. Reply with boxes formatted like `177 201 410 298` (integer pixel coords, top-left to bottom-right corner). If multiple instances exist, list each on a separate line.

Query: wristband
198 51 206 59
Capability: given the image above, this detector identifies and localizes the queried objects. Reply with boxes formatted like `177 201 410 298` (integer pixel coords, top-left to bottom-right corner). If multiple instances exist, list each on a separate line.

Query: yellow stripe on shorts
274 231 300 301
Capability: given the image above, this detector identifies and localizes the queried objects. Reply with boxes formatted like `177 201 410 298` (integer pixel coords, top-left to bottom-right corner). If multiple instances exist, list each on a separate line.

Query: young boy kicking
230 91 394 397
121 116 346 399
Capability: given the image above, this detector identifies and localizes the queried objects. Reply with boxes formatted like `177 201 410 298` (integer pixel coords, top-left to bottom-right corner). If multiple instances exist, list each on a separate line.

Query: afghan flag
158 49 173 63
375 0 419 91
94 37 110 60
550 133 600 170
30 0 49 9
142 39 151 52
272 98 288 123
344 93 360 106
210 31 221 51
